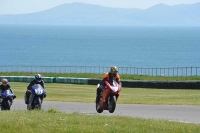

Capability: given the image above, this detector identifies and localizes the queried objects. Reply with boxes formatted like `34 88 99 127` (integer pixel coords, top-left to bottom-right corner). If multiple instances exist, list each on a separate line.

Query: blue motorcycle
0 90 15 110
27 84 46 110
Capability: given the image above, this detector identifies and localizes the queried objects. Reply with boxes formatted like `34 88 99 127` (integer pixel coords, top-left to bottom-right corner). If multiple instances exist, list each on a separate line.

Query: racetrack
11 99 200 124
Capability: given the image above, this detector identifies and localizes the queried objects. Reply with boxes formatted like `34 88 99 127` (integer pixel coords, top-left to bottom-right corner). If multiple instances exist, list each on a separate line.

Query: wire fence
0 65 200 76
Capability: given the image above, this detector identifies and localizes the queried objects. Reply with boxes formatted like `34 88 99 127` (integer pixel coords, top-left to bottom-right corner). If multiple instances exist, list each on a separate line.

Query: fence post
177 67 178 76
196 67 197 76
164 68 165 76
186 67 187 76
156 68 157 76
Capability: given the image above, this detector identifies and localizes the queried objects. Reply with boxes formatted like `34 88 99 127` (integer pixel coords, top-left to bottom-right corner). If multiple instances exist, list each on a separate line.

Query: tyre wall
55 77 88 84
0 76 88 84
0 76 199 89
87 79 200 89
0 76 55 83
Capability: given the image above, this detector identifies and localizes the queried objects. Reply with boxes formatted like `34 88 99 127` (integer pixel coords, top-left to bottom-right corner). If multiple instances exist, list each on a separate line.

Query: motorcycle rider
25 74 46 104
0 78 16 104
96 66 121 103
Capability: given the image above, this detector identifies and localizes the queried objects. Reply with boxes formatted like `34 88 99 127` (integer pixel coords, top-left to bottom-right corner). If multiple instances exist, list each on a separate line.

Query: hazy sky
0 0 199 14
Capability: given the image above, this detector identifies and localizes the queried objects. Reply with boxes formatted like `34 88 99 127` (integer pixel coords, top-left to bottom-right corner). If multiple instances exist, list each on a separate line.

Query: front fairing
30 84 44 104
105 80 120 93
1 90 14 99
1 90 13 108
31 84 45 96
110 81 119 92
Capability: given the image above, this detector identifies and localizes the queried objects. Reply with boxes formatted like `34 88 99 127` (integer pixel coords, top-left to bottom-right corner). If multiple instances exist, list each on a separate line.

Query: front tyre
108 95 116 113
36 97 42 110
5 100 11 110
27 104 31 110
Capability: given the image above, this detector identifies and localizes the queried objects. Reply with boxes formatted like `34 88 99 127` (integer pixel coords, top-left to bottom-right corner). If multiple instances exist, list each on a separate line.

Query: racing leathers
96 72 121 103
25 79 46 104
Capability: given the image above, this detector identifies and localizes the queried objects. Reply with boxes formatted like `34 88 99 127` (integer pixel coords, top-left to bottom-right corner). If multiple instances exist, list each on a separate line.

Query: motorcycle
96 80 121 113
0 90 15 110
27 84 46 110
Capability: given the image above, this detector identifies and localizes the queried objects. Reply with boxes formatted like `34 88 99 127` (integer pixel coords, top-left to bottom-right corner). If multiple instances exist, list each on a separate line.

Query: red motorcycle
96 80 121 113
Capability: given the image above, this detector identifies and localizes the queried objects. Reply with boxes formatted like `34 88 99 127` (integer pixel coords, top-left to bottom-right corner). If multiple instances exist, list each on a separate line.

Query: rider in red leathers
96 66 121 103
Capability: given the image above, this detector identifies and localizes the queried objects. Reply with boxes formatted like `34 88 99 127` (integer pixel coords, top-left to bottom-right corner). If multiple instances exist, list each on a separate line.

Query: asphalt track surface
10 99 200 124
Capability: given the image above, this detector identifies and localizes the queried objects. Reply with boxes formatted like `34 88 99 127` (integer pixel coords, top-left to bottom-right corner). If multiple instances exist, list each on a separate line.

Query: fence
0 65 200 76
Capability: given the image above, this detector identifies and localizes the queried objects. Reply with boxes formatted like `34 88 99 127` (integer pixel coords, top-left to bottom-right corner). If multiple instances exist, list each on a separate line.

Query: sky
0 0 200 15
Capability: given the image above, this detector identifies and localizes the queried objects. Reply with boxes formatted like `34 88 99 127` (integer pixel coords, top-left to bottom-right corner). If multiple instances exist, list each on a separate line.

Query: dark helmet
35 74 42 82
2 78 8 86
110 66 118 74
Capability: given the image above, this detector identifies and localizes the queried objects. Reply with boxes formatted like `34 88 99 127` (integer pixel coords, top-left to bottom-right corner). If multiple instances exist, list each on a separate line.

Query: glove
44 93 46 98
13 95 16 99
99 85 104 90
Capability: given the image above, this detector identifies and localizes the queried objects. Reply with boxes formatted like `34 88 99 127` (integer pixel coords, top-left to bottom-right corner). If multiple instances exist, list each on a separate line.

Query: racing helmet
110 66 118 74
2 78 8 86
35 74 42 82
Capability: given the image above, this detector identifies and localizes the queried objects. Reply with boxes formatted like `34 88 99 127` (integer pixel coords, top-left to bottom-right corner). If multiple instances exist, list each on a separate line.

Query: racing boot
44 93 46 98
95 87 102 103
0 96 1 102
25 90 31 104
96 94 100 103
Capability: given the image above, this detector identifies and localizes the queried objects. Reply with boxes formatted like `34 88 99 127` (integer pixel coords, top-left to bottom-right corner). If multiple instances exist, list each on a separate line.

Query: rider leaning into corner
96 66 122 103
0 78 16 103
25 74 46 104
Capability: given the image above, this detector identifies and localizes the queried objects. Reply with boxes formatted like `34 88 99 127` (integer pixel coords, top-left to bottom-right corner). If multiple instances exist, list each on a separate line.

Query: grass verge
12 82 200 105
0 110 200 133
1 82 200 132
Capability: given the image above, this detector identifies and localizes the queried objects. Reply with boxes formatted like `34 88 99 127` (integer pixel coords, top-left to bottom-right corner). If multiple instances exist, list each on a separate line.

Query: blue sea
0 25 200 68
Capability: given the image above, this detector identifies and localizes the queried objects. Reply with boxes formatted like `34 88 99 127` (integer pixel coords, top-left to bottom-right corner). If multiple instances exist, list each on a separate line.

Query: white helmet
35 74 42 82
2 78 8 86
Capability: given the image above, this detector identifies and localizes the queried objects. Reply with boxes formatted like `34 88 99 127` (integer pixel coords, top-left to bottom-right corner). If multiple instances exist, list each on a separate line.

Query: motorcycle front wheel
35 97 42 110
108 95 116 113
4 100 11 110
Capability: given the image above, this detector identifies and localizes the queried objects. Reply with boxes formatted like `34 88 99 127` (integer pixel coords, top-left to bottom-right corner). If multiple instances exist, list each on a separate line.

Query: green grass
1 72 200 81
2 82 200 132
0 110 200 133
12 82 200 105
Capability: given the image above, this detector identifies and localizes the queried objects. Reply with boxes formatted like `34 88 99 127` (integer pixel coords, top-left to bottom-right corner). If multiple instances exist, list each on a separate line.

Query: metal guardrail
0 65 200 76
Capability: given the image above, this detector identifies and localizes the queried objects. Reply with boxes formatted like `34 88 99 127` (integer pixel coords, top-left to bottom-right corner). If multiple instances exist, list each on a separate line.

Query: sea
0 24 200 68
